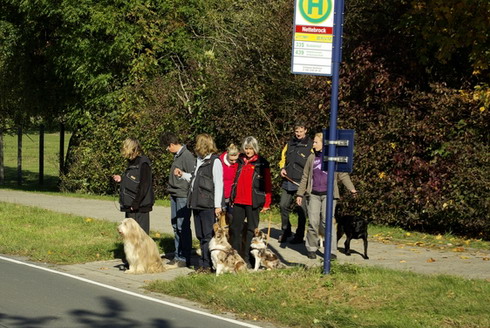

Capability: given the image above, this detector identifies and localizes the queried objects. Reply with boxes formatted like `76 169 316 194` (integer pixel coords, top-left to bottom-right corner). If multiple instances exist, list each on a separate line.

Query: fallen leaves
452 247 465 252
427 258 436 263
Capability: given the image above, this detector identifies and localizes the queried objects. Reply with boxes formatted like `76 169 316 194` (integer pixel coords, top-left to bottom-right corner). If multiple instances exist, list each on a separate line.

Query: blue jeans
170 196 192 264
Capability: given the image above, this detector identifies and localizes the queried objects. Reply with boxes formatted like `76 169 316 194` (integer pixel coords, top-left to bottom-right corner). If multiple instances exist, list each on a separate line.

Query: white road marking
0 255 262 328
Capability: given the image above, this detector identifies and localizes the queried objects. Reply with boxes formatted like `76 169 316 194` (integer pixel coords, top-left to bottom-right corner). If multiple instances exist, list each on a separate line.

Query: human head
242 136 259 158
226 143 239 164
194 134 217 158
159 132 181 153
294 121 308 140
313 132 323 152
121 138 142 160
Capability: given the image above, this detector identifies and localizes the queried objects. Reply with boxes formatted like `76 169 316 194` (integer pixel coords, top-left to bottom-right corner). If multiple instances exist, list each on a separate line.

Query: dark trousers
192 209 215 269
229 204 260 263
280 189 307 238
125 211 150 235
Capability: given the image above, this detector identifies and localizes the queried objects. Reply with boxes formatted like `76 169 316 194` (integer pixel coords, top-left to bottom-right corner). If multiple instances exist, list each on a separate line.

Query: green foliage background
1 0 489 238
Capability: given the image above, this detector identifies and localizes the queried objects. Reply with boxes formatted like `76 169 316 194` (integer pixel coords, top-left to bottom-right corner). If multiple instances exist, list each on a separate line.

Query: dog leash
266 210 272 247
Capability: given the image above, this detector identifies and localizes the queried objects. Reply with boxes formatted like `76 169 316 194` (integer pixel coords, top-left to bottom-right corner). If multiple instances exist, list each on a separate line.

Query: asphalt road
0 256 262 328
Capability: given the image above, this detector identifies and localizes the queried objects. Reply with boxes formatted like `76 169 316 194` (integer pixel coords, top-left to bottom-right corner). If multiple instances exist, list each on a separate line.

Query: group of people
113 121 356 273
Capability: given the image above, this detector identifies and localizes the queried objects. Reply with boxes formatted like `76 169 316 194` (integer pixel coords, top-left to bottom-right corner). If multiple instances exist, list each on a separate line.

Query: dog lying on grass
250 228 286 271
117 218 166 274
209 222 247 275
336 215 369 259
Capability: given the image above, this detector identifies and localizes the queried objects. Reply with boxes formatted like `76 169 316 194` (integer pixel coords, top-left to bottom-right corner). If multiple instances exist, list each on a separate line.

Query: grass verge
146 265 490 328
0 202 174 264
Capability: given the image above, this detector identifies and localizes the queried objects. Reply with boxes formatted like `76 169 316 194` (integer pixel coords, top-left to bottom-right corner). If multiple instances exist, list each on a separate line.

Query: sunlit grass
147 265 490 328
0 202 173 264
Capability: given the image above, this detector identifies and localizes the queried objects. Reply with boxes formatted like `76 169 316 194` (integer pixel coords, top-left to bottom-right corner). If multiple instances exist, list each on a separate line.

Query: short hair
194 134 217 158
242 136 259 154
227 143 239 156
159 132 180 147
121 138 142 160
294 121 307 129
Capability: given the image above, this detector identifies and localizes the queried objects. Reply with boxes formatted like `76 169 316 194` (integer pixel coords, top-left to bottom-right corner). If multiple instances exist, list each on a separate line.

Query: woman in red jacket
229 136 272 267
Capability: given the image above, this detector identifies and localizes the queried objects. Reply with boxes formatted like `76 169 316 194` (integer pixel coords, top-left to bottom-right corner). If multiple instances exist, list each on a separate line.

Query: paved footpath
1 189 489 286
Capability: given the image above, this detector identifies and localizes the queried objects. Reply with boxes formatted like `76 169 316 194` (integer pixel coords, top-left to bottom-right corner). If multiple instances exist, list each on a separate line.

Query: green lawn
1 131 70 191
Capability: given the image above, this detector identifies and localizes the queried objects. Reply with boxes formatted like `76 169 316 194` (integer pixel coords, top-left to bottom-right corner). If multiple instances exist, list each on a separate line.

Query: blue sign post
323 0 345 274
292 0 346 275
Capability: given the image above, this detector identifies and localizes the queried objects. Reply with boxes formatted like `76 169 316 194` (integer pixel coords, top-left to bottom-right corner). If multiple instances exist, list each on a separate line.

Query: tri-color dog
250 228 286 270
209 222 247 275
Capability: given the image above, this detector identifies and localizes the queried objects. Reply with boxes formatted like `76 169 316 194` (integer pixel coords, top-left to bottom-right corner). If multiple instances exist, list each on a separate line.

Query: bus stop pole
323 0 345 274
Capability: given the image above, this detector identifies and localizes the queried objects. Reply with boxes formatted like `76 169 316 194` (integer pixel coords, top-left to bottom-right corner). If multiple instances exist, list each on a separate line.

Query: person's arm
296 154 313 206
178 170 192 182
131 162 150 210
279 144 288 177
262 167 273 210
182 151 196 175
338 172 356 193
212 158 224 213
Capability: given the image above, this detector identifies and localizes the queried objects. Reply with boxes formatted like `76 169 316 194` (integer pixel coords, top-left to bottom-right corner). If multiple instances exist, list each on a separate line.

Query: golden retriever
117 218 166 274
250 228 285 271
209 222 247 275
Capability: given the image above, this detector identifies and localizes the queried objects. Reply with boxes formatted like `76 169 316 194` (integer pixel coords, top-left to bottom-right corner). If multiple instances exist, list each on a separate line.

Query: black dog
336 215 369 259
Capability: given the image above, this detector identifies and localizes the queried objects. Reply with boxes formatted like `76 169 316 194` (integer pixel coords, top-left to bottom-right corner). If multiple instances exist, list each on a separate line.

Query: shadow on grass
0 167 60 192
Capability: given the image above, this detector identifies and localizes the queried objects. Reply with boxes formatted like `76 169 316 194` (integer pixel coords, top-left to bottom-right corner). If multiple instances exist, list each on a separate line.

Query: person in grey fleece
160 132 196 267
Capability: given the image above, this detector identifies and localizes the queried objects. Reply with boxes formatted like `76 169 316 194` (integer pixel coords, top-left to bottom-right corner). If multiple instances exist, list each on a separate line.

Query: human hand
260 207 270 213
280 169 287 178
296 196 302 206
112 175 121 183
215 208 222 216
174 168 183 177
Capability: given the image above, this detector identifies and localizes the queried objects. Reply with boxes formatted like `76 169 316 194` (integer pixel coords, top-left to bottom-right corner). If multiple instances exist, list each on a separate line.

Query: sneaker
166 259 187 268
307 252 317 259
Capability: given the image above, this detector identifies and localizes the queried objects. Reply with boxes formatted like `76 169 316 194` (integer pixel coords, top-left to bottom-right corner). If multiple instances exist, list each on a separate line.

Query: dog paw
346 252 351 256
364 256 369 260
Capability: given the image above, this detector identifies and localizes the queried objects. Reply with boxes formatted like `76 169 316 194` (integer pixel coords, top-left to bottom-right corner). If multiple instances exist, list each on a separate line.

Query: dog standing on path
117 218 166 274
336 215 369 259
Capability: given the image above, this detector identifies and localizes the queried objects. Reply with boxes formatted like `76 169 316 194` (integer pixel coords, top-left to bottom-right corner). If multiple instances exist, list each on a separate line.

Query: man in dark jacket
160 133 195 267
278 122 313 244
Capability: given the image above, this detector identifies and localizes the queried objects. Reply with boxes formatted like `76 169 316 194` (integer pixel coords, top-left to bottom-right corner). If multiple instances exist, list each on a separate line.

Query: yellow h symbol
308 0 323 15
